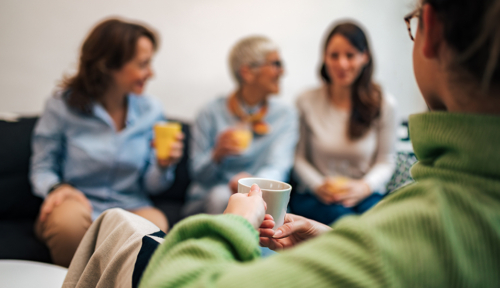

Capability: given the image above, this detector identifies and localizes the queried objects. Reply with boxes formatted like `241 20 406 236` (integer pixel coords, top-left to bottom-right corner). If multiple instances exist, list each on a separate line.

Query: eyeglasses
267 60 283 69
250 60 283 70
404 9 421 41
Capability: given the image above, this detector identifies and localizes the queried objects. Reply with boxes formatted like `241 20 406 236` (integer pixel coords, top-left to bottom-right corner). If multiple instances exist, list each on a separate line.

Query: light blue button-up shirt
186 96 299 203
30 92 175 219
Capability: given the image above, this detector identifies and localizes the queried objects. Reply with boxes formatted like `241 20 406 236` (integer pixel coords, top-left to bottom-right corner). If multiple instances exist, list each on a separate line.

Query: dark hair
422 0 500 91
62 18 158 114
320 22 381 140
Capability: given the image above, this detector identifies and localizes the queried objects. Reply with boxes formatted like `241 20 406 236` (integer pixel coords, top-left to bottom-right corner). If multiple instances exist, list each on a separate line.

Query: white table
0 260 67 288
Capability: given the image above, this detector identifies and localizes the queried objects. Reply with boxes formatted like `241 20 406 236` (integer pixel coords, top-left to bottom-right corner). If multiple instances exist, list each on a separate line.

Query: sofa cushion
386 152 417 193
0 219 52 263
0 174 42 220
0 118 37 174
0 118 44 220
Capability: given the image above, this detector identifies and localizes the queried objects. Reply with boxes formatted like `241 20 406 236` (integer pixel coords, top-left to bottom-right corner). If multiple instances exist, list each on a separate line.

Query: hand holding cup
238 178 292 230
224 184 267 230
315 176 350 205
232 128 252 151
259 213 332 250
331 179 372 208
212 129 240 163
154 122 184 167
325 176 350 194
229 172 253 194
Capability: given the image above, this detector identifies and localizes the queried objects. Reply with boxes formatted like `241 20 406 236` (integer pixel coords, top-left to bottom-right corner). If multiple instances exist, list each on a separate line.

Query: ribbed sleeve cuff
34 175 61 198
162 214 261 261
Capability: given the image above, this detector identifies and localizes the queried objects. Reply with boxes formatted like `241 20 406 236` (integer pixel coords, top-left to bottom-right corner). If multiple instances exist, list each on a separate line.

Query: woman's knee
130 207 169 232
35 199 92 267
36 199 92 238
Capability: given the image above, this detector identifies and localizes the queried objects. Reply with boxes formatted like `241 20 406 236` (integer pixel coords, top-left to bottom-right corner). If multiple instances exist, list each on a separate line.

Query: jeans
289 191 383 225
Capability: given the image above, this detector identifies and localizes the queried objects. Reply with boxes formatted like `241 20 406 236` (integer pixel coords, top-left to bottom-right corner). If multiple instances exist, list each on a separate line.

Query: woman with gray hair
182 36 298 216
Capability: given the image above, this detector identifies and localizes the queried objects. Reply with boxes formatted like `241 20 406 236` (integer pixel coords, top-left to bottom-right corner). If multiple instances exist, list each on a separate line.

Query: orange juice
326 176 350 194
232 129 253 151
154 122 181 160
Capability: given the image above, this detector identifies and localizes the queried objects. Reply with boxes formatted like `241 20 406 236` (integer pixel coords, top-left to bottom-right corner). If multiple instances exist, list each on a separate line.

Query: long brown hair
320 22 381 140
62 18 158 114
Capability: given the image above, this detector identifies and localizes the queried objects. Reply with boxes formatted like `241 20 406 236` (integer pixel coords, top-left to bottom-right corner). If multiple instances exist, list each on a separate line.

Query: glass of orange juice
154 121 181 160
326 176 350 194
232 123 253 152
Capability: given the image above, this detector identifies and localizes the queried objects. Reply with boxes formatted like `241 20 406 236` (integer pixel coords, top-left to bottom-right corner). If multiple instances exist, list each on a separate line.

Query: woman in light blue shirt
182 36 298 216
30 18 183 267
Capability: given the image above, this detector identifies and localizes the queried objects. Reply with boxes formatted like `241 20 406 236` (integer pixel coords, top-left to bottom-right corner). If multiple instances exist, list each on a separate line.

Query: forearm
30 136 64 198
140 214 261 288
30 169 61 198
364 94 397 193
294 111 323 191
140 214 392 288
30 98 67 198
294 155 324 192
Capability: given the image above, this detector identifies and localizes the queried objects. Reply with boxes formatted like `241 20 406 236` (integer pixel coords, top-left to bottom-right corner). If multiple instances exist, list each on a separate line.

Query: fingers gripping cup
238 178 292 230
154 122 181 160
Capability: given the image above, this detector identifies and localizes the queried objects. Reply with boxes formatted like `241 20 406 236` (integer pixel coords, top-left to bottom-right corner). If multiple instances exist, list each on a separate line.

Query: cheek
115 69 135 85
412 46 423 90
324 60 339 79
353 58 366 72
411 45 438 109
261 71 277 83
325 59 336 71
128 69 144 81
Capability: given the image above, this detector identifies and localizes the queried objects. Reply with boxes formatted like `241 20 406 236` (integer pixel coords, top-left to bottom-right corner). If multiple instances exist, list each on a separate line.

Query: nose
277 65 284 76
338 56 349 69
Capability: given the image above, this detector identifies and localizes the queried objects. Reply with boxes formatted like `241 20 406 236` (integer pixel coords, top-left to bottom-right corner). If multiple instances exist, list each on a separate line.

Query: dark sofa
0 117 192 264
0 116 415 264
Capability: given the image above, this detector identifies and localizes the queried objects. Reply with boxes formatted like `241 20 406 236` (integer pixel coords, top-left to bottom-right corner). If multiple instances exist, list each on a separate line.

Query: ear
239 65 255 84
420 3 444 59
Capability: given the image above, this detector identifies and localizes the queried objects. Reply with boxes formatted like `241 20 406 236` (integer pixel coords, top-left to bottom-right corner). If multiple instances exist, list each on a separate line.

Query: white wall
0 0 426 121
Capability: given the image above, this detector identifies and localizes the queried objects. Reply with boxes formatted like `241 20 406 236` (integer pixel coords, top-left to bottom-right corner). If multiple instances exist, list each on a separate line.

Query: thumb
273 222 294 239
248 184 262 197
273 219 308 239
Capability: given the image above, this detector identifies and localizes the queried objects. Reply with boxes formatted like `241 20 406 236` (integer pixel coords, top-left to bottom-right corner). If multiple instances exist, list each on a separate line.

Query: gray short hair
229 36 279 83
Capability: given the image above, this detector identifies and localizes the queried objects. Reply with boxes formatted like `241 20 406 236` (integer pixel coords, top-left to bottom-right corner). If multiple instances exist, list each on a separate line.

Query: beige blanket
63 208 165 288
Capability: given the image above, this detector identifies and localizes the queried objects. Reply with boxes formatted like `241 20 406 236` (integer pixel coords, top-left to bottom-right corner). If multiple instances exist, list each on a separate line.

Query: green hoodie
140 112 500 288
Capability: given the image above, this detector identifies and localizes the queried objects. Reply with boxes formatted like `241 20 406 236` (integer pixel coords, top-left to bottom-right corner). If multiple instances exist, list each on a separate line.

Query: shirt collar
92 94 138 130
239 98 264 115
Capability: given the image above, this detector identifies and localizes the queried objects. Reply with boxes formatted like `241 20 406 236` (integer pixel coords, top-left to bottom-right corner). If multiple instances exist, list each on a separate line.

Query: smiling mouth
137 81 146 88
336 73 348 79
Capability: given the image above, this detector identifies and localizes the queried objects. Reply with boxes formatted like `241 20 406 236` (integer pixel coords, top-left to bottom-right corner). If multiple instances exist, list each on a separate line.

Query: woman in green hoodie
140 0 500 286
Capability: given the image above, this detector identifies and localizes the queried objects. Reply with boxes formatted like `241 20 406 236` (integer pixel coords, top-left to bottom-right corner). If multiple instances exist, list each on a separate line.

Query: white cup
238 178 292 230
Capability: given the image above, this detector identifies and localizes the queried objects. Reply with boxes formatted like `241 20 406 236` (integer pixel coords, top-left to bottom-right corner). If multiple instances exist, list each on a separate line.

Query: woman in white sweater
292 22 397 224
